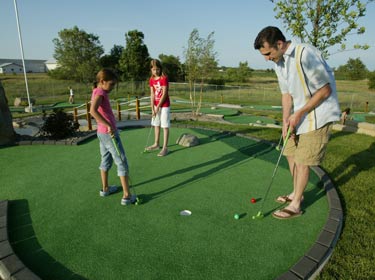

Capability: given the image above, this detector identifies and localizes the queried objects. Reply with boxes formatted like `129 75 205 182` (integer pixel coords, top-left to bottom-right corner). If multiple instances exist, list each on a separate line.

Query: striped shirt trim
295 45 317 131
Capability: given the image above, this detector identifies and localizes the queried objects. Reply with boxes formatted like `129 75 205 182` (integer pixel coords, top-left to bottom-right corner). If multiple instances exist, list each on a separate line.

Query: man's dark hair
254 26 286 50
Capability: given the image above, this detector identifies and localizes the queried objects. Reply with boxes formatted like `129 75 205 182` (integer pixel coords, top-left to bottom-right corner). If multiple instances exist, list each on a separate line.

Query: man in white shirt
254 26 340 219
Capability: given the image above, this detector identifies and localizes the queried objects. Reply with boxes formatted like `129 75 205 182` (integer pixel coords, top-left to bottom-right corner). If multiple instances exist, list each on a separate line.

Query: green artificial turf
224 114 277 125
1 127 328 280
199 107 239 116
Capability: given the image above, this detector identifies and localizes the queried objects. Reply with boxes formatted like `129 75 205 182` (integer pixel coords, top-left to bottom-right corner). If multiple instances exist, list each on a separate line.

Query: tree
336 58 368 80
158 54 184 82
226 62 252 83
271 0 373 58
368 71 375 89
196 31 218 114
100 45 124 73
52 26 104 82
119 30 150 82
184 29 218 116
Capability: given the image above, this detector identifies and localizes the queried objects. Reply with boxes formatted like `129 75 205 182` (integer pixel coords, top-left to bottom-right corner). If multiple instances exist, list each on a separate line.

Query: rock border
0 200 41 280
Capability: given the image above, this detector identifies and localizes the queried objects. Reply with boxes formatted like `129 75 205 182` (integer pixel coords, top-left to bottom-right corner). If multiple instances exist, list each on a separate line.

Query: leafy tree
336 58 368 80
226 62 252 83
196 31 218 114
184 29 218 116
158 54 184 82
368 71 375 89
119 30 150 82
184 29 201 100
52 26 104 82
271 0 373 57
100 45 124 73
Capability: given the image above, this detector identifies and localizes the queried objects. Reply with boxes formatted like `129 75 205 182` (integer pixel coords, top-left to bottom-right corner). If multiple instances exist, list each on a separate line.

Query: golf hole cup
180 210 192 216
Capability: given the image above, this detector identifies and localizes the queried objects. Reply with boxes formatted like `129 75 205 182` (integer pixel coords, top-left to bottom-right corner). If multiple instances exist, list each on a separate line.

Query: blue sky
1 0 374 70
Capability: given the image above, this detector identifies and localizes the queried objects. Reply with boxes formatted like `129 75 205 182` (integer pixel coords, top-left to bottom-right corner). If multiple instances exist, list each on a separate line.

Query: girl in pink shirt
90 69 136 205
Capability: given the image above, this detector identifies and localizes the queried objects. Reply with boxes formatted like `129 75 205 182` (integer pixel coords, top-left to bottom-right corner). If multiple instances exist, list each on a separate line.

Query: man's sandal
272 207 303 220
275 195 304 204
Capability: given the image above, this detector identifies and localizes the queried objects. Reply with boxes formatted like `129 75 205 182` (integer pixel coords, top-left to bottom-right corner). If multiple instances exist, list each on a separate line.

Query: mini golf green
224 114 278 125
0 127 328 280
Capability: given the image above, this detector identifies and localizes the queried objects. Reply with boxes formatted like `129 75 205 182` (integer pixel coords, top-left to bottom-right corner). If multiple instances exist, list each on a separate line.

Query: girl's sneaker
99 186 118 197
121 195 137 205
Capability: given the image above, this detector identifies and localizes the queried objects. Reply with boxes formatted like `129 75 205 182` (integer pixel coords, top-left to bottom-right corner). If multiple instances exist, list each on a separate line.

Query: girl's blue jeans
97 131 129 177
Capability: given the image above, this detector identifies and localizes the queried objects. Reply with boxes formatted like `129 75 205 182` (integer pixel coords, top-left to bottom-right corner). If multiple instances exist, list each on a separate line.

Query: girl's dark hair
254 26 286 50
150 59 166 78
96 68 118 83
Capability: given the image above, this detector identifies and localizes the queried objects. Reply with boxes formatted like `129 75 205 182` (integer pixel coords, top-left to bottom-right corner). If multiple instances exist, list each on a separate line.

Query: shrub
368 71 375 89
40 109 79 140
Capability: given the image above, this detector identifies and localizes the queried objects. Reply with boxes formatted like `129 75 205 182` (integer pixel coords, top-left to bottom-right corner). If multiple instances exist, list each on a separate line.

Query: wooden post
136 97 140 120
117 101 121 121
73 107 78 123
365 101 369 113
221 93 223 103
86 102 92 130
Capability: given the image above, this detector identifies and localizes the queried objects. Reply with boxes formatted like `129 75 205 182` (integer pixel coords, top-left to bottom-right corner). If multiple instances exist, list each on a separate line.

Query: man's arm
288 83 332 131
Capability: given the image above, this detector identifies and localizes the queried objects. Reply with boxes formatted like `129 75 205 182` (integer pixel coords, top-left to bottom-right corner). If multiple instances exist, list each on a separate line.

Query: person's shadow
134 131 276 202
329 139 375 187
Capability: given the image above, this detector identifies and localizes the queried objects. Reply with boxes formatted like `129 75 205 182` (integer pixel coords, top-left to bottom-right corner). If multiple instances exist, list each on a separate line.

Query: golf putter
111 135 141 205
142 117 154 153
253 127 292 219
275 133 283 151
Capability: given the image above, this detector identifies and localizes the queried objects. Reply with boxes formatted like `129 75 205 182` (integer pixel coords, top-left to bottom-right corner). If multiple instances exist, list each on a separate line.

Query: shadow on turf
135 132 275 200
136 129 328 216
8 200 87 280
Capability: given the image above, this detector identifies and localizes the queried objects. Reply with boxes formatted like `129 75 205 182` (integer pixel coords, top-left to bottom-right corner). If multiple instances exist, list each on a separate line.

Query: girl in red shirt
146 59 171 157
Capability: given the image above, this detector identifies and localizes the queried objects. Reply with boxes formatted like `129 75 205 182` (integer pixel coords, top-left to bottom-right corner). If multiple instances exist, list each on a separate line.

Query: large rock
176 133 199 147
14 97 36 107
0 81 16 145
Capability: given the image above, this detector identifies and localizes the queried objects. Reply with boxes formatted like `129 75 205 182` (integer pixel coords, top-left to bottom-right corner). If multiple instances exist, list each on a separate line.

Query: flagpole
13 0 32 112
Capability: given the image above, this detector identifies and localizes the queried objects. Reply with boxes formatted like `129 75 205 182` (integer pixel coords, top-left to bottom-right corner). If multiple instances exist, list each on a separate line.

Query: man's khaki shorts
283 123 333 166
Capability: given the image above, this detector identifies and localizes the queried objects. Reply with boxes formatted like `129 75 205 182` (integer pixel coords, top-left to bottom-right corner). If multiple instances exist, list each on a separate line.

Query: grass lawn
1 127 329 279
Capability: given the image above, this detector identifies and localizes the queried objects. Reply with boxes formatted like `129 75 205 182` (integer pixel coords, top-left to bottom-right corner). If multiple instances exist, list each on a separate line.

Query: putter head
135 197 142 205
252 211 264 219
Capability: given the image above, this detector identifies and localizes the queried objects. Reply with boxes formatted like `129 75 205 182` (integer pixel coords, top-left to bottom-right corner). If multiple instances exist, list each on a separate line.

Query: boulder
14 97 36 107
176 133 199 147
0 81 16 145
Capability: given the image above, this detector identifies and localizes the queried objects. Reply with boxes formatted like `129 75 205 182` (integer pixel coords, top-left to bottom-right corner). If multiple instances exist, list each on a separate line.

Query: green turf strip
1 127 327 280
224 114 277 125
199 107 239 116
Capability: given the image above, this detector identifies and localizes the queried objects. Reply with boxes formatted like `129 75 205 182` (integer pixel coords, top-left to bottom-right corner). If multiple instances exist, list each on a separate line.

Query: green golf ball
234 214 240 220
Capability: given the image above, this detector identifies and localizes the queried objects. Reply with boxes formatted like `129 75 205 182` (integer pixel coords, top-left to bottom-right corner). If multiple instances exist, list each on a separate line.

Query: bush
40 109 79 140
368 71 375 89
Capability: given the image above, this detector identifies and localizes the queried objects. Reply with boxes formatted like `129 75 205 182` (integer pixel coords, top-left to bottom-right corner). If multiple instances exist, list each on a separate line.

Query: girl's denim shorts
97 131 129 177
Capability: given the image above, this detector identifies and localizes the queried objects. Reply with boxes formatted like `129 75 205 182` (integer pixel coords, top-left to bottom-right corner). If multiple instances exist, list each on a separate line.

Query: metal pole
13 0 32 112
